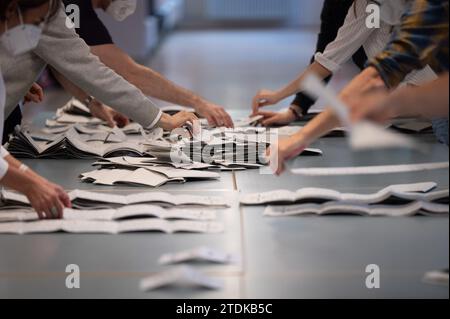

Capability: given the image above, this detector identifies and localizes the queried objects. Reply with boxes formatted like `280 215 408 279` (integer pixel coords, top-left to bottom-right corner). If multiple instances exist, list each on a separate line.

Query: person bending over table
45 0 232 128
0 0 71 220
265 0 448 174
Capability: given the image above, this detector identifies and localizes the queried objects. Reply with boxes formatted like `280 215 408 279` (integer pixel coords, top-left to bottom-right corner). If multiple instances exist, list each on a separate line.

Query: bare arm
351 73 449 123
91 44 233 127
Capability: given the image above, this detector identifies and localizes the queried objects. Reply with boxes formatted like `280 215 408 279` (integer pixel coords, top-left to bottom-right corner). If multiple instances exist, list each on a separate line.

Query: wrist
157 113 174 130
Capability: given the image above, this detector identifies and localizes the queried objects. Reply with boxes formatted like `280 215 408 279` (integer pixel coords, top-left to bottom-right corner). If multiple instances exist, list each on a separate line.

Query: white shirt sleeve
314 1 376 73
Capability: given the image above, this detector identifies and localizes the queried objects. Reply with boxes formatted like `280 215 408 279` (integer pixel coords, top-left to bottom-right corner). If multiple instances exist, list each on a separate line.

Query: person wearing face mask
0 0 71 219
1 0 199 143
260 0 443 175
46 0 234 129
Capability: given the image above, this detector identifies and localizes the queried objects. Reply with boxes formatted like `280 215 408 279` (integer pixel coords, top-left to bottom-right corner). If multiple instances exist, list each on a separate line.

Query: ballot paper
58 98 92 117
72 190 230 208
158 247 240 265
240 182 447 205
80 166 220 187
301 74 420 151
263 201 449 217
390 120 433 134
291 162 450 176
234 115 264 128
0 219 225 235
80 168 184 187
0 205 217 223
6 127 147 159
1 189 230 209
423 269 449 286
139 266 224 291
276 126 347 138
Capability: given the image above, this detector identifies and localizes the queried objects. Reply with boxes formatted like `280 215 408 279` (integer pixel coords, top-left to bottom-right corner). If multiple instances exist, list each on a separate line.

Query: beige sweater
0 7 161 128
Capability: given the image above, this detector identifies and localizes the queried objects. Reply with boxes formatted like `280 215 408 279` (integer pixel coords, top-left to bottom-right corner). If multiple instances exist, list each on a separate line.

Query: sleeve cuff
314 52 341 73
146 109 163 129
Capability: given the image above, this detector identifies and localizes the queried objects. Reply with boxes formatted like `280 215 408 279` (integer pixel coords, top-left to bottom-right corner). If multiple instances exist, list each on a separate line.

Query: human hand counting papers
240 182 447 205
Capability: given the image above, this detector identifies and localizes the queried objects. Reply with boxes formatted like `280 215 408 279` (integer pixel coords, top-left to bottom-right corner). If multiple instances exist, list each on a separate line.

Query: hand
24 83 44 104
195 102 234 128
257 109 297 127
23 178 71 220
252 89 282 114
158 111 199 131
267 136 306 175
89 101 130 128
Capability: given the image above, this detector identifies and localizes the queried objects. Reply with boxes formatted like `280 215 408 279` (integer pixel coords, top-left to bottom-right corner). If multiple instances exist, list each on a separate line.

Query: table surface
1 107 449 299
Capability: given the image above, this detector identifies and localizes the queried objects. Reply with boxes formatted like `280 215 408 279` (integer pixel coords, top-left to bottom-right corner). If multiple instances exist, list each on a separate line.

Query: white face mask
106 0 137 22
378 0 409 26
0 7 42 56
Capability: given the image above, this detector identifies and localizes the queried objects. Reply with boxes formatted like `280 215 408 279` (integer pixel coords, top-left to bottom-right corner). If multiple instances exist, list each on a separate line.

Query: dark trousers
292 0 368 114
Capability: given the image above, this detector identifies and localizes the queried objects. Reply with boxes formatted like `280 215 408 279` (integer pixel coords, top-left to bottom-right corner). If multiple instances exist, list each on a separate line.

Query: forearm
388 74 449 119
0 165 40 194
91 44 209 109
290 108 341 148
276 62 331 101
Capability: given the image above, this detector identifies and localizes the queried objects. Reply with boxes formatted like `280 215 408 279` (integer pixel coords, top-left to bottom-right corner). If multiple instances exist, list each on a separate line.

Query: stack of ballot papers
0 189 230 235
80 166 220 187
0 189 231 210
263 201 449 217
5 127 150 159
0 219 225 235
240 183 449 217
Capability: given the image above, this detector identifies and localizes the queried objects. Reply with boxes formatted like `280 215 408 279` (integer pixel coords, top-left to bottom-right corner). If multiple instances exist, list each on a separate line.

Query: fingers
35 84 44 101
114 114 130 128
252 95 269 114
219 109 234 128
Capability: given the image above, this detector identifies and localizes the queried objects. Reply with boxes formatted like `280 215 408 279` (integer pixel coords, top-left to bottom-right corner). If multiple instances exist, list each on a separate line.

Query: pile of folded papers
240 182 449 217
0 189 230 234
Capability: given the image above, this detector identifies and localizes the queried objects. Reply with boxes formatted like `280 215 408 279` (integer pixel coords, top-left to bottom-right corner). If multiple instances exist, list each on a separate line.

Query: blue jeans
432 118 449 145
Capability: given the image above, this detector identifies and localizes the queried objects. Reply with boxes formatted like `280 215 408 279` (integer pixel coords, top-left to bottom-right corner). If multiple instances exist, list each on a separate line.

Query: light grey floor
2 30 449 299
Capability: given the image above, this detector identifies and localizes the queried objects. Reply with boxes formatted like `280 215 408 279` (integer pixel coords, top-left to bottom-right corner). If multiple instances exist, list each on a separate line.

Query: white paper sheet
291 162 449 176
0 205 217 222
0 219 224 234
158 247 240 265
139 266 224 291
264 201 449 217
240 182 443 205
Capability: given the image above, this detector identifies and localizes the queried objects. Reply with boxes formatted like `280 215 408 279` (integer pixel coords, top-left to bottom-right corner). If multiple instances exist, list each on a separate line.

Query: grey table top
1 101 449 298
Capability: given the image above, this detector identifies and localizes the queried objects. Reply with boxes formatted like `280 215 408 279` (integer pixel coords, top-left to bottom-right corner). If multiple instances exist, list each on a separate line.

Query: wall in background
182 0 325 28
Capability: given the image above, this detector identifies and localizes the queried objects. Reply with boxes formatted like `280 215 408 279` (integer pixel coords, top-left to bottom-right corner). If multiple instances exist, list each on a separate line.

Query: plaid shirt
370 0 449 88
